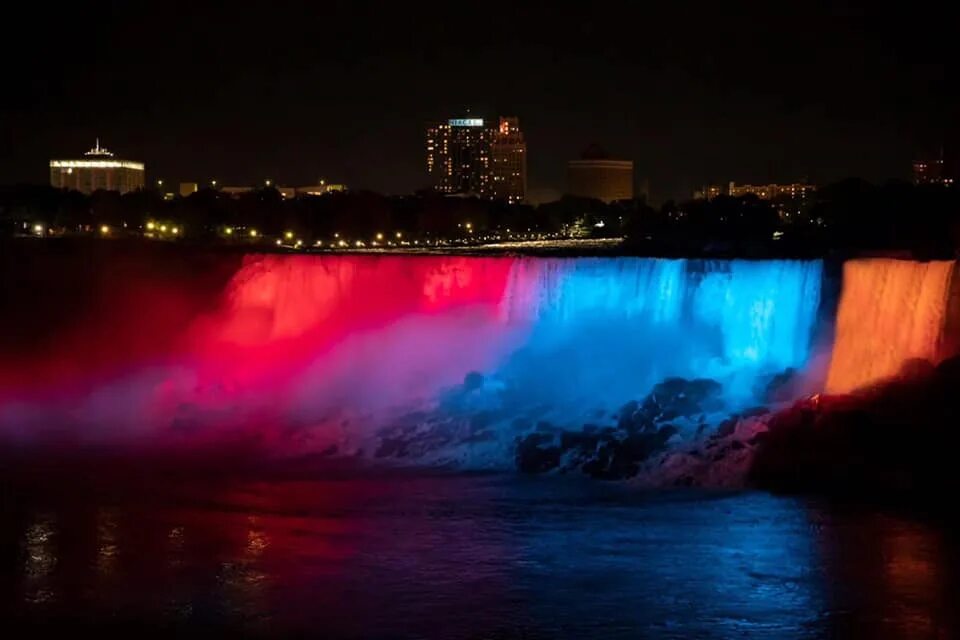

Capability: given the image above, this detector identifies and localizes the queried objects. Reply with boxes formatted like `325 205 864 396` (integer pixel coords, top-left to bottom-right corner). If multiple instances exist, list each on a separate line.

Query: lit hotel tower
50 140 145 194
426 116 526 203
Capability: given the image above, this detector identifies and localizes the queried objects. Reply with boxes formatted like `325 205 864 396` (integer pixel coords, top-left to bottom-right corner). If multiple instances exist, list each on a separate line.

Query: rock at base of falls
515 377 732 480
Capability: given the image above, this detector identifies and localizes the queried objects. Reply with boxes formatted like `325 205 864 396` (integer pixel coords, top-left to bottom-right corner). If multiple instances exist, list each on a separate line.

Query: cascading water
0 254 825 464
493 258 822 417
825 259 957 394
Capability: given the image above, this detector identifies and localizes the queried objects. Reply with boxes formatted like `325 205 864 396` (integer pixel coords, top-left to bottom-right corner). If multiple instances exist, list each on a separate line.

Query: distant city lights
20 213 574 249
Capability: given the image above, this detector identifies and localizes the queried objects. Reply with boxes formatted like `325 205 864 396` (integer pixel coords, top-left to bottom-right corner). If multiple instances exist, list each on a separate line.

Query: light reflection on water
2 474 957 638
22 513 57 606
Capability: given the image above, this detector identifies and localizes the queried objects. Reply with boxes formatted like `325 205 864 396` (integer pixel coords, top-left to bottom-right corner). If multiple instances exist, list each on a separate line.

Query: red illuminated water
5 247 957 468
1 254 539 451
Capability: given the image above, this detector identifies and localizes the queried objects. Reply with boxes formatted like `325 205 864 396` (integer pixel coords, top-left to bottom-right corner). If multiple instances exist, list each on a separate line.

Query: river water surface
2 469 957 638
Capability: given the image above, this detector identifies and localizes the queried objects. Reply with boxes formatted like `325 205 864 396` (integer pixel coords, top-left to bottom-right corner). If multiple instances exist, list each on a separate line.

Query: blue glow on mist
494 258 822 416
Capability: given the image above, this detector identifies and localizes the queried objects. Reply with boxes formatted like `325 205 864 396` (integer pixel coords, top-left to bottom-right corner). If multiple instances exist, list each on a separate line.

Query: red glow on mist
189 255 521 386
1 254 532 449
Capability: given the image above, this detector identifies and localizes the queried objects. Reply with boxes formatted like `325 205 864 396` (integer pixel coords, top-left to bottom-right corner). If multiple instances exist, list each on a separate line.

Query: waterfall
1 254 825 452
494 258 822 413
825 259 957 394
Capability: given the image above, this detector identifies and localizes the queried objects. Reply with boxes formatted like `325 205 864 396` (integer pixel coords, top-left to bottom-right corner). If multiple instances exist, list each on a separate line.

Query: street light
249 228 258 238
100 225 109 235
284 231 294 240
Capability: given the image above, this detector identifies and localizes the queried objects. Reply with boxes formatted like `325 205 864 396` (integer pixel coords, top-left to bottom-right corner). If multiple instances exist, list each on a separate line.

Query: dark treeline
1 179 958 256
631 179 960 258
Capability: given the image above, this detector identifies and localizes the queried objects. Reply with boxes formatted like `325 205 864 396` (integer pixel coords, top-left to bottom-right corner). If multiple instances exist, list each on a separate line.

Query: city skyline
1 3 954 202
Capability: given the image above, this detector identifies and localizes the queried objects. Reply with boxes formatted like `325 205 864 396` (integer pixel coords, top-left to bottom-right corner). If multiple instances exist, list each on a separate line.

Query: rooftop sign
449 118 484 127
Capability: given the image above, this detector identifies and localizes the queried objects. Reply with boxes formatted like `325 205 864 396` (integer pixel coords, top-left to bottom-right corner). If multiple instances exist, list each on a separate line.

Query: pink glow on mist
0 255 535 450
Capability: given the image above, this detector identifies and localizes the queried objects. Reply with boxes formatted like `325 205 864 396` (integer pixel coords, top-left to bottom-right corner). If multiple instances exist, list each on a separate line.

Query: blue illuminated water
494 258 822 417
0 253 826 462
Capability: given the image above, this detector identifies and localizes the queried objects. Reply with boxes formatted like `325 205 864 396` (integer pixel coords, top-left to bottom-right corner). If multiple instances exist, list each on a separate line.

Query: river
2 469 956 638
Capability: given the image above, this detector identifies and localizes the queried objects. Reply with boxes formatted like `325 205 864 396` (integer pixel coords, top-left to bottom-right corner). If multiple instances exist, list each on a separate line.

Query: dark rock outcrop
759 368 798 403
516 432 563 473
749 355 960 498
515 377 723 479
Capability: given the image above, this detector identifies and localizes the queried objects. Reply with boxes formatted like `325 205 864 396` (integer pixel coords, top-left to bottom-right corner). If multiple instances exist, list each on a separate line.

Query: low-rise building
50 140 145 194
566 145 634 203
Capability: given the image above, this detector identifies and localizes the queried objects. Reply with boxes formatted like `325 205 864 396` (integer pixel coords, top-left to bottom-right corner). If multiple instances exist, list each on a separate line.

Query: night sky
1 1 953 203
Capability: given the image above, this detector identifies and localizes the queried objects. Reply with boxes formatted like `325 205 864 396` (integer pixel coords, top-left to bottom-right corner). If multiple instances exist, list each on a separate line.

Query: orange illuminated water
825 259 956 394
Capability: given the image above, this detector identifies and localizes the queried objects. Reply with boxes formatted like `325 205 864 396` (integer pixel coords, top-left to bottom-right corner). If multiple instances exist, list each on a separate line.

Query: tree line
1 180 958 256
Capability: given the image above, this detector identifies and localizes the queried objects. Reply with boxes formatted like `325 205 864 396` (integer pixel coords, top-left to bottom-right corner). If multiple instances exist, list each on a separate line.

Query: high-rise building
490 117 527 204
426 116 526 202
566 145 634 203
50 140 145 194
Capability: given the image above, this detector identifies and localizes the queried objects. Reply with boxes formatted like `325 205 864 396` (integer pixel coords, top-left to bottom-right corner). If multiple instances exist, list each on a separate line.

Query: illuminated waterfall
496 258 823 410
0 255 825 452
825 259 956 394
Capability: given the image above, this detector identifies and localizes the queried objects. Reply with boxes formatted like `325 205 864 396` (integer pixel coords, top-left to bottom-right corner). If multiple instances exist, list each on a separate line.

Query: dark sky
1 1 954 202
